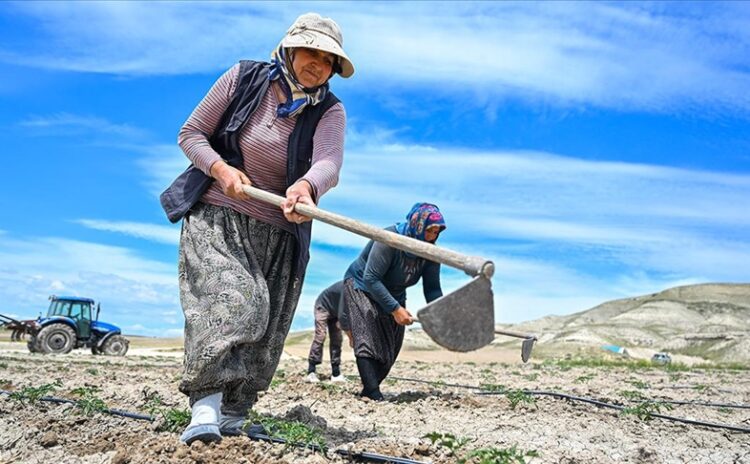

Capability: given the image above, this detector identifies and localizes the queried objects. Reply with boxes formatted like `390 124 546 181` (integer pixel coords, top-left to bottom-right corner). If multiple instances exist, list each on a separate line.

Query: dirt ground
1 334 749 464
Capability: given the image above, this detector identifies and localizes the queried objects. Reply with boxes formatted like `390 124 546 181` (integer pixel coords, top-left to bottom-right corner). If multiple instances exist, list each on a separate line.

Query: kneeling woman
341 203 446 400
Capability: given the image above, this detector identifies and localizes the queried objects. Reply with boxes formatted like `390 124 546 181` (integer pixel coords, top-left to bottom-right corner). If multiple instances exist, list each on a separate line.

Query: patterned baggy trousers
343 278 404 371
178 203 301 416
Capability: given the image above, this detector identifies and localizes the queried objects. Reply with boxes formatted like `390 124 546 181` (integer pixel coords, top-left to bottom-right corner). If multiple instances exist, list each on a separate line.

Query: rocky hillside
506 283 750 364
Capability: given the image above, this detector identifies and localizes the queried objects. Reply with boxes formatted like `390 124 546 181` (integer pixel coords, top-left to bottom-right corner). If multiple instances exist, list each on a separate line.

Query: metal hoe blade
416 276 495 352
521 338 536 363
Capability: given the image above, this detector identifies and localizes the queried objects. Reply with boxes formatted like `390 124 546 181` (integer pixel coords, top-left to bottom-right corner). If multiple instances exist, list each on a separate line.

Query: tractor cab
44 296 97 340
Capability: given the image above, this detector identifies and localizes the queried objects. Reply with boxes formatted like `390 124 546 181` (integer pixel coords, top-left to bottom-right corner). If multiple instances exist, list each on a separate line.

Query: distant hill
506 283 750 364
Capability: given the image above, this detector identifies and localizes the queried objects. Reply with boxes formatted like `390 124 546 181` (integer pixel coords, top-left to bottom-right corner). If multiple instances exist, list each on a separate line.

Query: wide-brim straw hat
281 12 355 78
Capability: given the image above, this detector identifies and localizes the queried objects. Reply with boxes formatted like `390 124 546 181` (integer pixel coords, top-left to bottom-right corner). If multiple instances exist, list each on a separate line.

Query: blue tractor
26 296 129 356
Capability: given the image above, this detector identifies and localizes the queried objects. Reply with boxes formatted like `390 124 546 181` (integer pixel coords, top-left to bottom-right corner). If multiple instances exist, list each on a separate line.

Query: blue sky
1 2 749 337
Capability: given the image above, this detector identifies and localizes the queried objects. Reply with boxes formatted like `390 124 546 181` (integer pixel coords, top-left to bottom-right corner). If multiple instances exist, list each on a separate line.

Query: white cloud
3 2 750 113
76 219 180 245
19 113 148 139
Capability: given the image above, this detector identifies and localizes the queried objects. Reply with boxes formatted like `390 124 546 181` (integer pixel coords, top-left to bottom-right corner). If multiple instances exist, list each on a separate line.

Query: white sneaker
305 372 320 383
330 374 347 383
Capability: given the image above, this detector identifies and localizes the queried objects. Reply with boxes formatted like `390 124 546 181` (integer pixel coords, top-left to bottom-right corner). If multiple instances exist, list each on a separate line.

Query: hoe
243 185 537 361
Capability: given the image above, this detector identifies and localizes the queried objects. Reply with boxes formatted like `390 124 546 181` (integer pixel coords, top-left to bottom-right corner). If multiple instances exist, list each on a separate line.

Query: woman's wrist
209 160 228 179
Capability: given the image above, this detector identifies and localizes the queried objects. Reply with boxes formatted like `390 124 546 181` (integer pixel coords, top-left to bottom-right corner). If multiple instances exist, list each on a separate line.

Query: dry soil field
0 333 749 464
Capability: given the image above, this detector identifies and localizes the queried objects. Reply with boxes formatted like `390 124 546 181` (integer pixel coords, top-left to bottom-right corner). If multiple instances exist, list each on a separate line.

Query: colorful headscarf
396 203 446 243
269 44 328 118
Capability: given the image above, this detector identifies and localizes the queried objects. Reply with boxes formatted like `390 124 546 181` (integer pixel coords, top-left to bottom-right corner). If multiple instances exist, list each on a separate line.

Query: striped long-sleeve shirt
177 63 346 233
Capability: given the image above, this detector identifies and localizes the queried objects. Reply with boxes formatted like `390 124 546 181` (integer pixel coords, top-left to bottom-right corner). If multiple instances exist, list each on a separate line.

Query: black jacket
160 60 340 274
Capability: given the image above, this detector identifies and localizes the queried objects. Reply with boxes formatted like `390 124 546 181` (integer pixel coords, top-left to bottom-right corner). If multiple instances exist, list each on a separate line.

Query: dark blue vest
160 60 340 275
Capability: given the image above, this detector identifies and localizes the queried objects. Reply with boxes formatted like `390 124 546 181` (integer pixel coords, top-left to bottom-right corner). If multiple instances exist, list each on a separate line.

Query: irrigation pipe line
386 376 750 434
387 375 750 408
0 391 155 421
0 390 427 464
657 399 750 409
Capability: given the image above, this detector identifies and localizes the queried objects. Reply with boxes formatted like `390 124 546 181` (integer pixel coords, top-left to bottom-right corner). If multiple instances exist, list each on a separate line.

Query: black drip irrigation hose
0 391 155 421
0 390 427 464
658 399 750 410
387 376 750 434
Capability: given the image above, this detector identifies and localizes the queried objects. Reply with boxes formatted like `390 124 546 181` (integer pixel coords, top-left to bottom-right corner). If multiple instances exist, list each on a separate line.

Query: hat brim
282 32 354 78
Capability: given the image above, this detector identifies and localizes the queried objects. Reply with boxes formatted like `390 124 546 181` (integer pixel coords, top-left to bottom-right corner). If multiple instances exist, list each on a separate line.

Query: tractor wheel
37 323 76 354
101 335 129 356
27 337 40 353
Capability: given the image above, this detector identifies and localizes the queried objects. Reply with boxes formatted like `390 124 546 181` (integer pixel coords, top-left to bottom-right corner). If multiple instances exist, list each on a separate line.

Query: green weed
619 390 646 401
621 401 673 421
160 407 192 432
9 381 61 404
85 368 99 376
458 445 539 464
506 390 537 410
70 386 108 416
141 388 191 433
423 432 471 455
317 382 344 394
270 370 286 388
249 410 328 452
627 379 650 389
574 374 595 384
480 383 507 393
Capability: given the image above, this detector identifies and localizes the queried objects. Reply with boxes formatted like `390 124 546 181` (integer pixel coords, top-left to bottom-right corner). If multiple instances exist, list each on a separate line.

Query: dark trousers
307 305 343 368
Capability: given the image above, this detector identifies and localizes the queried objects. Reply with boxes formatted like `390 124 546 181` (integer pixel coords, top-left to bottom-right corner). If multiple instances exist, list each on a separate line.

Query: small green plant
627 379 650 390
85 367 99 376
9 381 61 404
71 386 108 416
0 362 8 369
249 410 328 452
317 382 344 394
506 389 537 410
574 374 595 384
620 390 646 401
718 407 733 415
269 372 286 389
269 378 284 388
480 383 507 393
523 373 539 382
621 400 673 421
668 372 682 382
160 407 192 432
142 388 191 432
458 445 539 464
423 432 471 455
693 384 710 392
